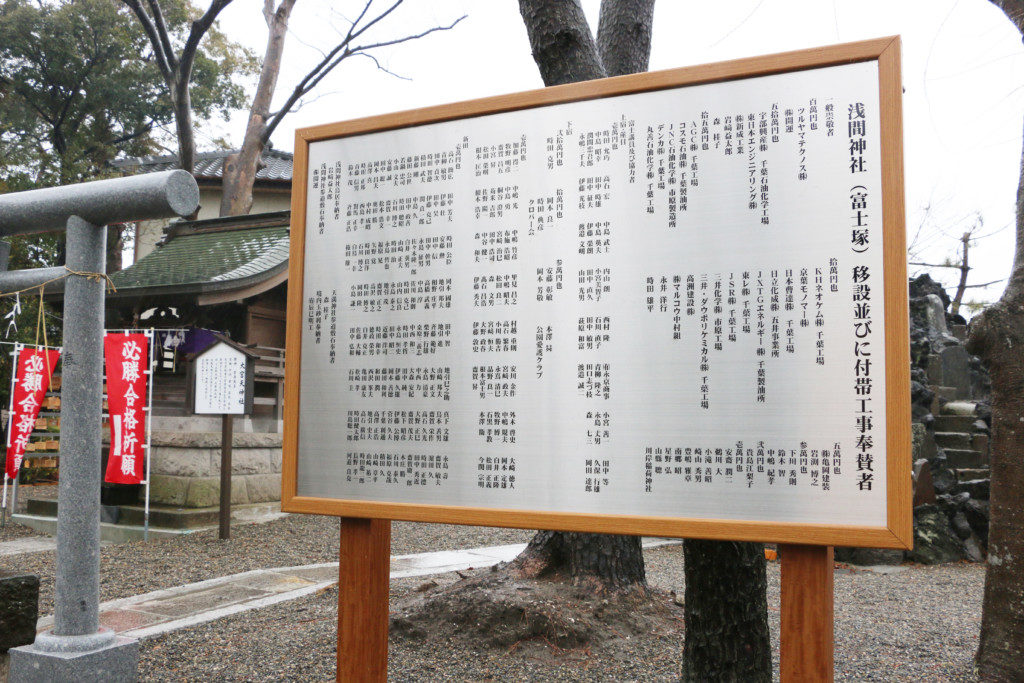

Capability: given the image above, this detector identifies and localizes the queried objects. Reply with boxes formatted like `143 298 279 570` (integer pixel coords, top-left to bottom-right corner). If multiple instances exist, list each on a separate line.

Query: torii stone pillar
0 171 198 682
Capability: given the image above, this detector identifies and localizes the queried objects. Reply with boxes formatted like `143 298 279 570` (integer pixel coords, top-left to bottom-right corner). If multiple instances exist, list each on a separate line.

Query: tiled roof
110 212 290 296
110 148 293 182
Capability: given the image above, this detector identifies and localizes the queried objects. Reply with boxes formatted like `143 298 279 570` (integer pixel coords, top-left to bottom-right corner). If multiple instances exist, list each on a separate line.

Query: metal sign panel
283 38 911 548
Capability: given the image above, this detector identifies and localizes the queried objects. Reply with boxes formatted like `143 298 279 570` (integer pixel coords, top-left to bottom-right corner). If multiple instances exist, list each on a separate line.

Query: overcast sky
211 0 1024 311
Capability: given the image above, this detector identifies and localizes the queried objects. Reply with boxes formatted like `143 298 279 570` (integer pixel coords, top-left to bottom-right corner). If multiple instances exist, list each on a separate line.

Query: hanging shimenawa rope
0 266 116 372
0 265 113 375
35 283 52 379
0 266 116 300
61 266 117 292
4 291 20 339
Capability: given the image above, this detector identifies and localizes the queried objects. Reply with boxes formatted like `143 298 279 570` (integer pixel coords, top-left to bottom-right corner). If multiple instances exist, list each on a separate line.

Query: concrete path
0 536 58 556
0 534 114 556
35 538 682 640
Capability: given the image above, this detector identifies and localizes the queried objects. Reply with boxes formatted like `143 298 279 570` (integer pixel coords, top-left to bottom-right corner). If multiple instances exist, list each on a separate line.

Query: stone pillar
10 217 138 682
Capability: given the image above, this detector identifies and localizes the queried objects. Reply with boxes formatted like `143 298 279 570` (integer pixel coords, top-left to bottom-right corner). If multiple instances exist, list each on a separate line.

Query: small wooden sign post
192 335 255 540
283 37 911 682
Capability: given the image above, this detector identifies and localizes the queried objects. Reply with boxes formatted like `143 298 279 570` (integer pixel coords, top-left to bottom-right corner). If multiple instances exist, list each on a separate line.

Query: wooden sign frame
283 36 911 551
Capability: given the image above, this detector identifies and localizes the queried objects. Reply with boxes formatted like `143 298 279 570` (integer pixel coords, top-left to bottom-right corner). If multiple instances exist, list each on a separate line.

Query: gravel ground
0 517 38 543
2 514 984 681
1 513 533 616
0 483 56 542
136 544 984 682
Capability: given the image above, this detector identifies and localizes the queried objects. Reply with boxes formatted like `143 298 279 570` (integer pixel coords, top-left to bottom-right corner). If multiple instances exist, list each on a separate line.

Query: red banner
104 333 148 484
5 347 60 480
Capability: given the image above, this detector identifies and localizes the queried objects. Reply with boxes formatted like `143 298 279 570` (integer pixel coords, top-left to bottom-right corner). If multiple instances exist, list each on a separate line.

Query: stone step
972 433 990 456
952 478 990 500
929 386 959 416
934 431 972 450
933 415 976 433
941 401 977 417
956 468 990 482
930 385 959 400
944 449 988 469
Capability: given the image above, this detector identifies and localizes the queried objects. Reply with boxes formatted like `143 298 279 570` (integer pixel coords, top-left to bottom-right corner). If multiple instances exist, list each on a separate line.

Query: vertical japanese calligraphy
194 343 249 415
104 333 149 485
287 40 910 547
5 347 60 479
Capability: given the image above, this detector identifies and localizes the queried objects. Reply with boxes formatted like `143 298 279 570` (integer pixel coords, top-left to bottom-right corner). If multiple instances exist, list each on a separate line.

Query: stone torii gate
0 171 199 682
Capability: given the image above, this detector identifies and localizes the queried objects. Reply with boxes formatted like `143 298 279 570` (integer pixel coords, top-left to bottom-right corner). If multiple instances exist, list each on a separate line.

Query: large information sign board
284 37 911 548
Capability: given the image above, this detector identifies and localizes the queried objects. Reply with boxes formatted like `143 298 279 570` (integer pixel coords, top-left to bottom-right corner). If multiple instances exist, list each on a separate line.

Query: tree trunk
505 0 655 593
172 76 196 177
968 300 1024 682
972 5 1024 679
507 529 646 591
516 1 771 670
596 0 655 78
510 0 654 593
967 107 1024 682
106 225 125 275
220 0 296 217
681 540 771 681
518 0 606 86
951 232 970 316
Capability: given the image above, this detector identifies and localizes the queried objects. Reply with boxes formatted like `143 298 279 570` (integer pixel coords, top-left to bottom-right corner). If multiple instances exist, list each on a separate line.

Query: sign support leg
337 517 390 682
219 413 233 540
780 543 834 682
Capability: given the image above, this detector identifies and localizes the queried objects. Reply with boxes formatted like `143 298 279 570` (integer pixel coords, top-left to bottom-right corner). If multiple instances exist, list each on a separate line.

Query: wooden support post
218 414 232 540
780 544 834 682
338 518 391 682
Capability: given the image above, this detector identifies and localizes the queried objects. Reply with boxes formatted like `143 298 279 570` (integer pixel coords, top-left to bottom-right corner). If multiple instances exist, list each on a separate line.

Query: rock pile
907 274 991 564
838 274 991 566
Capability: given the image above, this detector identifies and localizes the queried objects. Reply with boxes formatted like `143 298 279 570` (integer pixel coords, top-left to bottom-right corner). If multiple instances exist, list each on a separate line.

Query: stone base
14 500 284 542
9 629 138 682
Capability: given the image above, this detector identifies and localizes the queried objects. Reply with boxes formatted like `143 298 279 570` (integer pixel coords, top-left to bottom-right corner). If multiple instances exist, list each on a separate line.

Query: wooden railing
251 345 285 420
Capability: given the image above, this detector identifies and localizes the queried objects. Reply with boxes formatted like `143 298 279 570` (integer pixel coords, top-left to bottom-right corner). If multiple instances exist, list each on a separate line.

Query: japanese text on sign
291 53 906 541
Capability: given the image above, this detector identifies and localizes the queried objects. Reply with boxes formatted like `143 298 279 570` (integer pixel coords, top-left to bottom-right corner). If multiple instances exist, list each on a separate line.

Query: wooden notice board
283 36 911 550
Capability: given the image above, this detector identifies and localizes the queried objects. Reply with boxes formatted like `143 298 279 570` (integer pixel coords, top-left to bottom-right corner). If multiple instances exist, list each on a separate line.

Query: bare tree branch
264 13 465 139
355 51 412 81
218 0 296 215
909 261 969 269
123 0 237 178
214 0 466 216
338 0 378 46
963 278 1006 288
709 0 766 49
121 0 173 79
145 0 179 71
349 17 467 56
267 88 341 119
180 0 233 80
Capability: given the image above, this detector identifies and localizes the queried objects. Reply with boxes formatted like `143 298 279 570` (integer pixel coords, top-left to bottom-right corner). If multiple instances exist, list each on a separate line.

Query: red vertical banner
104 333 148 484
5 347 60 479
